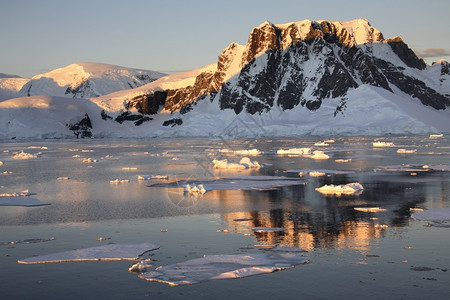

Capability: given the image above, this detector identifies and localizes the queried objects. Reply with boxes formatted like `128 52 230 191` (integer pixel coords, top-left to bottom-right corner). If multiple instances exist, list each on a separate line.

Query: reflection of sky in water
0 136 449 252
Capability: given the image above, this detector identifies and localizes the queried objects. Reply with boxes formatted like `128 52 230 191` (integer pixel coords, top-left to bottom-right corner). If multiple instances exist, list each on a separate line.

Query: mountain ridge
0 19 449 139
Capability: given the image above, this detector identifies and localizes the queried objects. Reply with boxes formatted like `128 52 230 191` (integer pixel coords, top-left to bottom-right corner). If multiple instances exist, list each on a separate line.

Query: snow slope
15 62 166 99
0 77 29 101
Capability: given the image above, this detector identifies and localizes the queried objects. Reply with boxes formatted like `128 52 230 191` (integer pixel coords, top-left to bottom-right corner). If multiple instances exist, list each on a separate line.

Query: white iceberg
129 259 152 273
139 253 309 286
219 148 262 156
138 175 169 180
285 169 354 176
412 208 450 222
372 141 395 147
213 157 260 169
429 134 443 139
309 150 330 160
12 151 38 159
185 184 206 194
314 141 329 146
397 149 417 154
18 243 160 264
276 148 311 155
110 179 129 184
354 207 387 212
309 171 326 177
315 182 364 196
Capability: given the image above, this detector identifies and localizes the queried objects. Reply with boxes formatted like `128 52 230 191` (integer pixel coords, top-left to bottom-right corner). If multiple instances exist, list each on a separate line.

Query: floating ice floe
138 175 169 181
219 148 262 156
429 134 443 139
286 169 355 176
1 237 54 245
110 179 129 184
373 164 450 173
335 159 351 163
308 150 330 160
82 158 97 163
276 148 311 155
0 196 50 206
397 149 417 154
129 259 152 273
315 182 364 196
151 176 305 192
411 208 450 222
139 253 309 286
0 189 31 197
18 243 160 264
12 151 38 159
185 184 206 194
314 141 329 146
308 171 326 177
213 157 261 169
354 207 387 212
253 227 287 232
372 141 395 147
122 167 138 170
57 177 70 180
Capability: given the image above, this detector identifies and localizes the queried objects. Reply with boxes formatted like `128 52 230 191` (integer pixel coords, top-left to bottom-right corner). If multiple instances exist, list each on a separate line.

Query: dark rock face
65 80 98 98
114 111 152 126
387 37 426 70
127 90 167 114
67 113 92 138
162 118 183 127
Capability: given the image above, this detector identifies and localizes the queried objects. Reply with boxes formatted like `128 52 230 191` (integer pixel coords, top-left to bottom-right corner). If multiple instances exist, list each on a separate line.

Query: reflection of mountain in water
220 176 433 251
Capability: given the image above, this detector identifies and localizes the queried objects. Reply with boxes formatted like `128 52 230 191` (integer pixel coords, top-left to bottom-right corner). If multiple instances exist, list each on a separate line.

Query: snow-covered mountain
0 19 449 139
0 75 29 101
15 62 166 99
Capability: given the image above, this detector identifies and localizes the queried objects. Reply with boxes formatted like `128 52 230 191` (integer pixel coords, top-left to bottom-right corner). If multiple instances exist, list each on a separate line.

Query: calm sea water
0 136 449 299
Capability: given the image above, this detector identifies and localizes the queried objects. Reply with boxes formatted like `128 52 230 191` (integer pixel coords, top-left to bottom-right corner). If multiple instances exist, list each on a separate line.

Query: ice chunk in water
185 184 206 194
372 141 395 147
139 253 309 286
12 151 38 159
309 151 330 160
0 196 50 207
129 259 152 273
412 208 450 222
277 148 311 155
315 182 364 196
18 243 160 264
213 157 260 169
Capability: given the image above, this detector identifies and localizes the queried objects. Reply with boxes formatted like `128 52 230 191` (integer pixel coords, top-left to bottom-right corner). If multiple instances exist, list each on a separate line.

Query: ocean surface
1 135 449 299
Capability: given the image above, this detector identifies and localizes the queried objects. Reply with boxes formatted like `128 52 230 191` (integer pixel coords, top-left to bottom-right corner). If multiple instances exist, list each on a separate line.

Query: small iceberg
219 148 262 156
309 150 330 160
213 157 260 169
276 148 311 155
138 175 169 181
315 182 364 196
372 141 395 147
397 149 417 154
18 243 160 264
354 207 387 212
139 253 309 286
12 151 38 159
185 184 206 194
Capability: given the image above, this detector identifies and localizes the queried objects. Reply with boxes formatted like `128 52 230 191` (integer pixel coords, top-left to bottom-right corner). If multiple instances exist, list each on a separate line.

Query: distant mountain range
0 19 449 139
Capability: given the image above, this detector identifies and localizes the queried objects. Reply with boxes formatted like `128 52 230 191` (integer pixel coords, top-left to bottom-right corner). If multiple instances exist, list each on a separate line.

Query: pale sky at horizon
1 0 449 78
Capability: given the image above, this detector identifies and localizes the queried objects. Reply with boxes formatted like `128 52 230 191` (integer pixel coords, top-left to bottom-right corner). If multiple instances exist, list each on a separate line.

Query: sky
1 0 449 78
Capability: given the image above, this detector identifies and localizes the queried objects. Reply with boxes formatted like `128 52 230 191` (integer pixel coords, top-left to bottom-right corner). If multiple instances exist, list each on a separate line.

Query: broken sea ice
18 243 160 264
139 253 309 286
315 182 364 196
